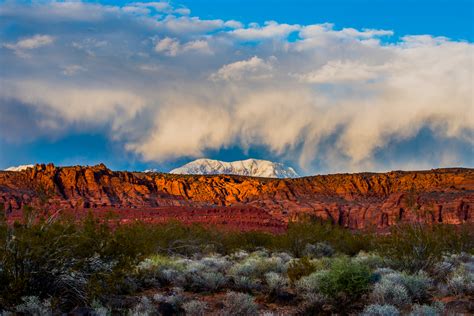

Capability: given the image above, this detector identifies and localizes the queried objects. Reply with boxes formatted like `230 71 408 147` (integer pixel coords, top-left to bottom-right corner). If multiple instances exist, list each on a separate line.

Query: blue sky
0 0 473 174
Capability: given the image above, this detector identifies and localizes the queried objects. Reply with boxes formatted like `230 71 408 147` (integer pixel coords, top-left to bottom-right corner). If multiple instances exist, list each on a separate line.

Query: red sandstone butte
0 163 472 231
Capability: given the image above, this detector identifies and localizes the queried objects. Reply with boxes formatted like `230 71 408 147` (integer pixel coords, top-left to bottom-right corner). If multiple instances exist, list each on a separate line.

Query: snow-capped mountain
4 164 34 171
169 158 299 178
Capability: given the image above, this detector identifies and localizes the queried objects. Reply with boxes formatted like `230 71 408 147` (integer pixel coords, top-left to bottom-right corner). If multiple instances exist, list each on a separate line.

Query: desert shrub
303 242 334 258
15 296 52 316
228 250 250 261
298 293 327 315
431 252 472 277
182 300 207 316
91 299 109 316
220 231 274 253
169 258 231 292
199 255 231 272
224 291 258 316
128 296 156 316
136 255 186 288
373 268 397 279
150 221 219 255
446 264 474 296
228 255 285 292
361 304 400 316
409 302 445 316
183 263 227 292
382 271 433 303
0 213 158 310
264 272 288 296
375 223 474 272
317 258 372 308
274 220 375 257
228 255 286 281
232 275 261 292
152 288 185 314
296 270 327 295
401 272 433 302
272 252 293 263
287 257 318 283
371 279 410 307
355 252 391 270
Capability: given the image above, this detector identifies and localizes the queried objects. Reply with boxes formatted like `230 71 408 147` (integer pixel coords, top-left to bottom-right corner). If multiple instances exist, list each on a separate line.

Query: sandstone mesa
0 163 472 232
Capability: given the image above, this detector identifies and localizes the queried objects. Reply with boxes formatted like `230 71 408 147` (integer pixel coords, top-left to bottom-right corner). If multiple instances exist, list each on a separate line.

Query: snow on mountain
169 158 299 178
144 169 159 173
4 164 34 171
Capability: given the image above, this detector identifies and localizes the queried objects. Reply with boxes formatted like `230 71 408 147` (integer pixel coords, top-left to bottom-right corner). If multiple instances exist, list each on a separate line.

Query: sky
0 0 473 175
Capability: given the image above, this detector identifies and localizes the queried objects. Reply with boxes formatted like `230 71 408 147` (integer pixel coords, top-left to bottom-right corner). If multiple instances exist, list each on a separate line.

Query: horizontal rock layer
0 164 473 230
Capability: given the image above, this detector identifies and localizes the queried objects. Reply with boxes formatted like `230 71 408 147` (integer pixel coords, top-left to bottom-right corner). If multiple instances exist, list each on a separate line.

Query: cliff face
0 163 473 230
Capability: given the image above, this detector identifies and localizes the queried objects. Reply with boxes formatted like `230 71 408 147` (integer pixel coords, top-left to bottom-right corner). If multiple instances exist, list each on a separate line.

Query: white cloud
61 65 87 76
182 40 212 54
154 37 181 56
1 80 145 134
0 2 119 22
122 5 151 15
161 16 224 34
174 7 191 15
154 37 212 56
340 28 394 38
210 56 274 81
3 34 54 57
131 2 172 12
1 1 472 173
293 60 386 84
229 21 300 40
224 20 243 29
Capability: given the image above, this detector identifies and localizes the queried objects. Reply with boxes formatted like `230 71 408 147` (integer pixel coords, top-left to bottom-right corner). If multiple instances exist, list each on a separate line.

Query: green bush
317 258 372 311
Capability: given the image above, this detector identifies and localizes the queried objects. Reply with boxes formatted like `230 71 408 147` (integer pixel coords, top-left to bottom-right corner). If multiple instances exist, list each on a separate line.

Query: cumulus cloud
230 21 300 40
154 37 212 56
0 0 472 173
160 16 225 34
1 80 145 134
292 60 385 83
3 34 54 57
210 56 275 81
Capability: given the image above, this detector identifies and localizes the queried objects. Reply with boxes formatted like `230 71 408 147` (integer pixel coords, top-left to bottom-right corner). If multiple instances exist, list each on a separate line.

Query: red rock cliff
0 164 472 229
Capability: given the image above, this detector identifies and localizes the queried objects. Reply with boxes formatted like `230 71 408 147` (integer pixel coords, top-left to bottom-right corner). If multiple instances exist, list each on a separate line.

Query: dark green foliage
375 223 474 272
273 218 375 256
318 257 372 311
0 211 156 310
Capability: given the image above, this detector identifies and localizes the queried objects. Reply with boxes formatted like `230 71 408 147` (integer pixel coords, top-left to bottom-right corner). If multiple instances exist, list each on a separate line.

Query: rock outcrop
0 163 473 230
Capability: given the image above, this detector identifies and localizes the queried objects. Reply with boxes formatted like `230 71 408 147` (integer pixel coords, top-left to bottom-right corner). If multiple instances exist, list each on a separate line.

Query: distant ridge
0 164 472 230
168 158 299 178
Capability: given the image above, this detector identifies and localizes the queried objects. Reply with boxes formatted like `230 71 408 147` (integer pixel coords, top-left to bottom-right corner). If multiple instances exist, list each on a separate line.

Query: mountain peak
169 158 299 178
4 164 34 172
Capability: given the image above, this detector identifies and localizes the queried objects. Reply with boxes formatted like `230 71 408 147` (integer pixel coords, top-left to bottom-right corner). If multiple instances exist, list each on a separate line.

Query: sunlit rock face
0 164 472 230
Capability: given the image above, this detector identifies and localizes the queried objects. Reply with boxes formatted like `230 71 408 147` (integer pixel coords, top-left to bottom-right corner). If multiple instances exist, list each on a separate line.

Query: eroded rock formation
0 164 472 230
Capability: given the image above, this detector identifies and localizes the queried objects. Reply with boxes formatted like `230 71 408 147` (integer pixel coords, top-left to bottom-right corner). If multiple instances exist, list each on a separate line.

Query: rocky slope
169 158 299 178
0 163 473 230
